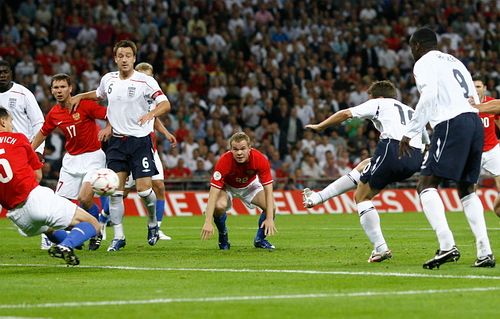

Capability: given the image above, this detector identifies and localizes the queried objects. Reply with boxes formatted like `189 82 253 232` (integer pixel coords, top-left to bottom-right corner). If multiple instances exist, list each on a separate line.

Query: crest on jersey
72 113 80 121
213 171 222 181
246 170 255 175
8 98 16 109
128 87 136 98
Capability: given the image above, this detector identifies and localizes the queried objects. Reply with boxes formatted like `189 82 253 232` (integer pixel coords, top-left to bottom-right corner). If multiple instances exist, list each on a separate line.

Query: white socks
138 188 158 227
461 193 492 258
110 191 125 240
357 201 388 253
419 188 455 251
314 169 360 205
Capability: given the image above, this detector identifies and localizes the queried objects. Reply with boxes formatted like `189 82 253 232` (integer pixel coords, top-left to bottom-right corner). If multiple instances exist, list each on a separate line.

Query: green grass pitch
0 211 499 318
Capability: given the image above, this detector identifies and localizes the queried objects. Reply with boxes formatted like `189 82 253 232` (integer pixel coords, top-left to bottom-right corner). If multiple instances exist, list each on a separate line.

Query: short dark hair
113 40 137 56
367 80 397 99
0 107 10 119
51 73 72 88
410 27 438 49
0 60 12 70
472 74 486 84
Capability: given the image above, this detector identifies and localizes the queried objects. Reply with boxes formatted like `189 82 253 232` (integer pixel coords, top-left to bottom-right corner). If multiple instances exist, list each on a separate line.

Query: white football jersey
404 50 479 139
96 70 168 137
0 82 45 153
349 98 425 149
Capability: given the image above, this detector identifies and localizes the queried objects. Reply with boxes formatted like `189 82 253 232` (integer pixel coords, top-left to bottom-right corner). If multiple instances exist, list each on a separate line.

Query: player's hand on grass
398 136 412 158
201 222 214 240
305 124 322 132
261 219 277 236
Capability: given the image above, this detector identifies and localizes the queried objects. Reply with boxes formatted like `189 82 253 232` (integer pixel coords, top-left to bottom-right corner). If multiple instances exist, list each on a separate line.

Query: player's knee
152 180 165 198
457 183 475 198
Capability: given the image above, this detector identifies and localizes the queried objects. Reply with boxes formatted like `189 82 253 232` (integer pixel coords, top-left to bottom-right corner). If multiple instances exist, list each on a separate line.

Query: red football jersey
40 100 107 155
479 96 499 152
0 132 43 209
210 149 273 189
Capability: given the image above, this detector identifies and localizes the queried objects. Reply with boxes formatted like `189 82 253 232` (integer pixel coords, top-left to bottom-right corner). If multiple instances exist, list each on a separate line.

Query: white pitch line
0 287 498 309
1 263 499 280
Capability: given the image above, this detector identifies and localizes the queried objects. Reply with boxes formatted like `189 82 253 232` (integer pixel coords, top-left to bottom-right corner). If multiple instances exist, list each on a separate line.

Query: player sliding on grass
0 107 100 266
201 132 277 250
305 80 429 263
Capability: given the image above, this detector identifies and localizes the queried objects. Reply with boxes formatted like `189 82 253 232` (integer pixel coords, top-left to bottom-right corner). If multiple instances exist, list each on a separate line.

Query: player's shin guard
318 169 360 203
60 222 97 249
255 211 267 241
86 204 100 220
213 212 228 234
419 188 455 251
156 199 165 224
100 195 110 214
138 188 157 227
110 191 125 239
461 193 493 258
358 201 388 253
46 229 68 244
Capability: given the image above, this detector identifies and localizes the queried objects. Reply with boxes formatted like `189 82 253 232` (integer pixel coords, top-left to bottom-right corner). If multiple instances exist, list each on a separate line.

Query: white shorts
125 150 164 188
7 185 77 237
481 144 500 176
225 178 263 210
56 149 106 199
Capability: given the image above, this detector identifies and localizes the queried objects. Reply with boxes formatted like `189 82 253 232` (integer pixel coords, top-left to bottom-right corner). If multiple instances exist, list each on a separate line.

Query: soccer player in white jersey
399 27 495 269
120 62 177 241
306 81 427 262
71 40 171 251
0 60 49 249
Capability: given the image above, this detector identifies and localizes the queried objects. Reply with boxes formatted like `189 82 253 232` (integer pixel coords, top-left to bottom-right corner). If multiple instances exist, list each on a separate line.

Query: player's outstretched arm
31 131 47 151
260 183 277 236
70 91 98 110
474 99 500 114
201 186 221 240
305 109 352 132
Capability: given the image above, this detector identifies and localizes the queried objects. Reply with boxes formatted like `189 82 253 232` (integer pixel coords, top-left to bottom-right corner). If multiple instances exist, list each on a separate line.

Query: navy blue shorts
421 112 483 183
360 139 423 190
106 135 159 179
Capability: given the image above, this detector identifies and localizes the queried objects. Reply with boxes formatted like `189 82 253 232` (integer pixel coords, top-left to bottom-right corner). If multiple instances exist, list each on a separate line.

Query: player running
305 80 428 262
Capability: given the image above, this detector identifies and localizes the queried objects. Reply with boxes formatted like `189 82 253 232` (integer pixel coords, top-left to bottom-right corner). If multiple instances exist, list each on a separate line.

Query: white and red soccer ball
90 168 119 196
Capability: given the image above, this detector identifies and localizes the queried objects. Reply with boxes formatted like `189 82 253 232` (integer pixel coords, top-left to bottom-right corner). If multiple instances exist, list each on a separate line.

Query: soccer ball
90 168 119 196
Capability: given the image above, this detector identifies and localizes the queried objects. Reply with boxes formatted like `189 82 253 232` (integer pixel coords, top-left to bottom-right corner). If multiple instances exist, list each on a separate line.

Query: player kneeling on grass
201 132 277 250
305 81 428 263
0 107 100 266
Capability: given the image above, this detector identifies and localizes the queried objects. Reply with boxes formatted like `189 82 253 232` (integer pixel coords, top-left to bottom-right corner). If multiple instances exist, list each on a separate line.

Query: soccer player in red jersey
31 73 108 250
0 107 100 266
201 132 277 249
474 76 500 218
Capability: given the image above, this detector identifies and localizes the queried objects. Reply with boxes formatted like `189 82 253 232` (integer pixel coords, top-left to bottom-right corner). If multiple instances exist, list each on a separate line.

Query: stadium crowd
1 0 499 190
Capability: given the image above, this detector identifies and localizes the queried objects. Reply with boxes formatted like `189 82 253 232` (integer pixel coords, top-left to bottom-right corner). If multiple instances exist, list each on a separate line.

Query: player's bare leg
78 181 103 250
303 158 370 208
354 182 391 262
